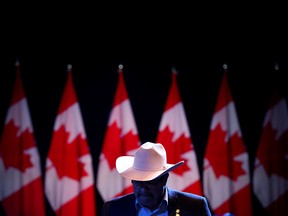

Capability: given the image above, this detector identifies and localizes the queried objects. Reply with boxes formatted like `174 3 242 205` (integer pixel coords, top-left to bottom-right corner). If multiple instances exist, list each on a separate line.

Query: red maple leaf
0 121 34 172
206 124 246 181
48 126 89 180
102 122 140 169
258 123 288 178
157 126 191 175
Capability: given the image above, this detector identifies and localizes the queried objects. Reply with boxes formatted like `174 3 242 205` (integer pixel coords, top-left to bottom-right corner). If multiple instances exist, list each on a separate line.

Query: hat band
132 165 167 171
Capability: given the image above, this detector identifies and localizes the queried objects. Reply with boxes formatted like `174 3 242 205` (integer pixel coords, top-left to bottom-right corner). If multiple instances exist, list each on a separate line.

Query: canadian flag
45 65 96 216
0 61 46 216
156 68 202 195
253 90 288 216
203 66 253 216
97 65 141 202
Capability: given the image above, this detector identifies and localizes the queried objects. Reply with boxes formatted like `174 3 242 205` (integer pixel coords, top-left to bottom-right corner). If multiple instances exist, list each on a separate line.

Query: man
101 142 212 216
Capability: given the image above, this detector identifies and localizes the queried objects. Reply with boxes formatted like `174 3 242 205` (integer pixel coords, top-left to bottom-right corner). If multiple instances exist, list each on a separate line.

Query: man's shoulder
168 188 206 201
102 193 137 215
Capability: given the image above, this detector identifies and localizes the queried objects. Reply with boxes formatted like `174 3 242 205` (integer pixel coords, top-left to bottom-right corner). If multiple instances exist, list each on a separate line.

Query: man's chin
138 197 153 206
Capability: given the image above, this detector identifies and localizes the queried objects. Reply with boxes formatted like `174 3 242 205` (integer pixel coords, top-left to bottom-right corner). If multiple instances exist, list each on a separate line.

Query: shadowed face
132 173 169 211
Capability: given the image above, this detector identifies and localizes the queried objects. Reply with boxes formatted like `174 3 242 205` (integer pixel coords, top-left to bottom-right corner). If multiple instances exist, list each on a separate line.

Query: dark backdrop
1 3 288 216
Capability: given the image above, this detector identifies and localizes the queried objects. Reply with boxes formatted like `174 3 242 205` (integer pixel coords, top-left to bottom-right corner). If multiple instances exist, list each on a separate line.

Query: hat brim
116 156 184 181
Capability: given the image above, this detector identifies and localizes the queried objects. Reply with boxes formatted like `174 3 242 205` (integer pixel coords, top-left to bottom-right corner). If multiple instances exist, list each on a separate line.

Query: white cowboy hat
116 142 184 181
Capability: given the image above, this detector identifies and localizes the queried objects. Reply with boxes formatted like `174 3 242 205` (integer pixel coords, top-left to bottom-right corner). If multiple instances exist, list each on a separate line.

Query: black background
1 3 288 215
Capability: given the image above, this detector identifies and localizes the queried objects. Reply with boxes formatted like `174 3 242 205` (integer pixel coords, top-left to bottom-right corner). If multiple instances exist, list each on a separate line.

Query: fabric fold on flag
253 90 288 216
0 61 46 216
45 65 96 216
156 68 202 195
203 67 253 216
97 65 141 202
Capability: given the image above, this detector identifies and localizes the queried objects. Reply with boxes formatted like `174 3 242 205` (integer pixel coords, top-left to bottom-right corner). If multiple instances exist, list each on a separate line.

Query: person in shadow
101 141 212 216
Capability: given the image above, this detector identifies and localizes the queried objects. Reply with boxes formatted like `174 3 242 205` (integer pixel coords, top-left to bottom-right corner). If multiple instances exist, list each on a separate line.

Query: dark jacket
101 188 212 216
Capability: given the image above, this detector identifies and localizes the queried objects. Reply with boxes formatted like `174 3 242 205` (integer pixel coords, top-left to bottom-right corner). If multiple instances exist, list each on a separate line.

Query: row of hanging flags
0 61 287 216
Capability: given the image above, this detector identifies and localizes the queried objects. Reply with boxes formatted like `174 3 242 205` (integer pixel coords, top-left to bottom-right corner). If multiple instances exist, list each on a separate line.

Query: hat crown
133 142 167 171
